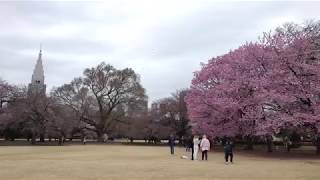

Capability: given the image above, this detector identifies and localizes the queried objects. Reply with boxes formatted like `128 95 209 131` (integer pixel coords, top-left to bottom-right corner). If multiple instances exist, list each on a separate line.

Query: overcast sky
0 0 320 104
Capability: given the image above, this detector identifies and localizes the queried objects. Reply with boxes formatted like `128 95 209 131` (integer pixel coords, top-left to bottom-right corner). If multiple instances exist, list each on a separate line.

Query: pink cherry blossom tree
186 21 320 152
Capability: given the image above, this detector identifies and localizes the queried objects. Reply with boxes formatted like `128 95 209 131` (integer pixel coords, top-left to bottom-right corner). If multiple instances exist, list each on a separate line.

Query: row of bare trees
0 62 148 143
92 89 192 143
0 62 192 144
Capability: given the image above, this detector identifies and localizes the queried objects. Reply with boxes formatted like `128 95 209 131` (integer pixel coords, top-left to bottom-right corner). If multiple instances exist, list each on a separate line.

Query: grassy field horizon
0 144 319 180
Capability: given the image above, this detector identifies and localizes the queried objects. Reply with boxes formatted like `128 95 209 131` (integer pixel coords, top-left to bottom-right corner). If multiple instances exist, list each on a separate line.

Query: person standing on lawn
186 136 192 152
193 135 200 160
224 140 234 165
200 135 210 161
82 135 87 145
168 134 175 155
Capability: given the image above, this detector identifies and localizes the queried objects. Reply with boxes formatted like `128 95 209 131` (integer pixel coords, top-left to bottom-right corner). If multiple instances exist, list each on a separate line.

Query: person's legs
225 153 228 162
170 145 174 155
202 151 204 160
230 153 233 163
191 147 194 160
205 150 208 160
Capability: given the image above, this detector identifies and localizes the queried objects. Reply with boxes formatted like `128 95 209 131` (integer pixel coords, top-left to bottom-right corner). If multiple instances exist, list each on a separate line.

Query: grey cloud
0 49 34 86
0 34 113 55
0 1 320 104
0 1 126 26
43 38 113 55
141 1 320 59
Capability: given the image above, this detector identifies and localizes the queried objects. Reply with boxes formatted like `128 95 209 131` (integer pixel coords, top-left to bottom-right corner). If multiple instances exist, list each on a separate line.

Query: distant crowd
168 134 234 165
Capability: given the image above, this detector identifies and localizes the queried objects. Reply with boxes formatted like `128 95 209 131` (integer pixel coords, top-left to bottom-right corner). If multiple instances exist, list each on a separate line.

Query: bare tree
53 62 147 141
0 81 28 141
151 89 192 141
0 78 17 109
7 89 51 143
52 78 96 138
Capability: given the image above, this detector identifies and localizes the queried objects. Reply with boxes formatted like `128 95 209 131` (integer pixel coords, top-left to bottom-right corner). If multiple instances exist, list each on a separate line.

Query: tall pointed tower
28 48 46 96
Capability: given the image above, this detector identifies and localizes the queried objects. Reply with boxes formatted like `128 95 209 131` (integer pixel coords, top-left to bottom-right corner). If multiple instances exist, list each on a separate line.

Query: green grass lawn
0 144 319 180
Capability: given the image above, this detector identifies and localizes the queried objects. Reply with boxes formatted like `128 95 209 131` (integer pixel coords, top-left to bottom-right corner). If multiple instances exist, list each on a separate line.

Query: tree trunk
31 133 36 145
266 135 273 152
244 135 254 150
96 130 103 142
39 133 45 142
58 136 62 145
316 135 320 155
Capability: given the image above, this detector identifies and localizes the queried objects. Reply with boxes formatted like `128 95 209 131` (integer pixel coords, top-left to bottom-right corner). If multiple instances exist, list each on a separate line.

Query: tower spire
28 46 46 96
31 46 45 85
39 43 42 59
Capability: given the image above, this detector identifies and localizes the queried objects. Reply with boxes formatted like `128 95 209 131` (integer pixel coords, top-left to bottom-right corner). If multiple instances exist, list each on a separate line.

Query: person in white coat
200 135 210 160
82 135 87 145
193 135 200 160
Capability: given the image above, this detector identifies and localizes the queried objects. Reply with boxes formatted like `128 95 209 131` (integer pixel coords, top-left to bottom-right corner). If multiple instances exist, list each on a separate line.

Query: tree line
0 62 191 144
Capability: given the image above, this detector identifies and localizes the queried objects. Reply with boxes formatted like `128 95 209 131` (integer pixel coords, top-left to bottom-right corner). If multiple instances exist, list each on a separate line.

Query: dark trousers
225 152 233 162
170 145 174 154
191 147 194 160
202 150 208 160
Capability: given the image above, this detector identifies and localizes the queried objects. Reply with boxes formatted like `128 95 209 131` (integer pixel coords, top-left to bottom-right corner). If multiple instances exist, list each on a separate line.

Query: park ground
0 144 320 180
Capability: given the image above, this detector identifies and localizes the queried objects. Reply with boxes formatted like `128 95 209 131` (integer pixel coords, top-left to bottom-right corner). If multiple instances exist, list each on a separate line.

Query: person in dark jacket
224 140 234 164
168 134 175 155
186 136 193 152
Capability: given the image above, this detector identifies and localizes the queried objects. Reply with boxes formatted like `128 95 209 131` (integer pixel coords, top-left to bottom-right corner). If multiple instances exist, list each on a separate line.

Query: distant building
151 102 158 112
150 90 190 123
28 48 46 97
150 100 179 122
150 102 160 122
151 102 169 114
